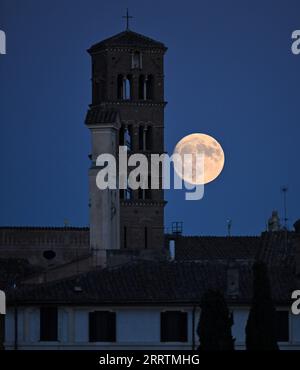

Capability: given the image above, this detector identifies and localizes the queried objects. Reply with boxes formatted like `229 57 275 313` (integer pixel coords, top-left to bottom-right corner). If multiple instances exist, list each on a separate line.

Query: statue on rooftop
268 210 281 232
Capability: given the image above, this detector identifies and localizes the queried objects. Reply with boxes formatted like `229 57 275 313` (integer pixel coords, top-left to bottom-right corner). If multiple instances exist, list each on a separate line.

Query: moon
173 133 225 185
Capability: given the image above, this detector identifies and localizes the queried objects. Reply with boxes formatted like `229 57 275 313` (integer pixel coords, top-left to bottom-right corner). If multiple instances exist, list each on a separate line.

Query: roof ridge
121 29 164 45
88 29 166 52
0 226 89 230
179 235 260 238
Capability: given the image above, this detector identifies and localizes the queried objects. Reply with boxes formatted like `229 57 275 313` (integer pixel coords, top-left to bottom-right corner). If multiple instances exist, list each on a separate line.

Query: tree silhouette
246 261 279 350
197 289 235 350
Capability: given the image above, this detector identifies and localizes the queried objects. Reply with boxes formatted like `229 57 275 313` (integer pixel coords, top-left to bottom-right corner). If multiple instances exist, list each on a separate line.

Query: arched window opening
124 125 132 150
120 188 133 201
125 188 133 200
139 75 145 99
138 125 151 151
138 74 154 100
139 75 148 100
119 125 132 150
124 76 131 99
146 75 154 100
132 51 142 69
117 74 132 100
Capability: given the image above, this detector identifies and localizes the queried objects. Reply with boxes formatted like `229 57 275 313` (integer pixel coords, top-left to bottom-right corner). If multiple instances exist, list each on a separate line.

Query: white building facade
4 305 300 350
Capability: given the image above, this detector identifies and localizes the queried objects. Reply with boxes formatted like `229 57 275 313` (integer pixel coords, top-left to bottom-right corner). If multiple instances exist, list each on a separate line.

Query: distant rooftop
170 235 261 261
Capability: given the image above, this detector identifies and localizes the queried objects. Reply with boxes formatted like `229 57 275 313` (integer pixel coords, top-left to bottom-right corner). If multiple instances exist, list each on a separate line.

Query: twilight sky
0 0 299 235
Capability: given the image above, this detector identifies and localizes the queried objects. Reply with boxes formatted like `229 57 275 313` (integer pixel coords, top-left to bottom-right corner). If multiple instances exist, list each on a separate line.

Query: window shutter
160 311 188 342
179 312 188 342
276 311 289 342
89 311 96 342
40 307 58 341
107 312 116 342
89 311 116 342
160 312 167 342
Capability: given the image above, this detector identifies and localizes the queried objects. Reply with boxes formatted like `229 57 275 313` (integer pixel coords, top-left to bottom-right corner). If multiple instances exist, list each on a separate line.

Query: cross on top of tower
122 8 133 30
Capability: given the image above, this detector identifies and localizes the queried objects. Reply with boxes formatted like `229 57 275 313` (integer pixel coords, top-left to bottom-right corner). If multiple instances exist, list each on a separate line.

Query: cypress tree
246 261 279 350
197 289 235 350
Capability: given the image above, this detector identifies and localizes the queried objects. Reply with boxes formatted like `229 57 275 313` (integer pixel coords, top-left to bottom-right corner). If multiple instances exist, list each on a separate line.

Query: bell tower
86 28 167 254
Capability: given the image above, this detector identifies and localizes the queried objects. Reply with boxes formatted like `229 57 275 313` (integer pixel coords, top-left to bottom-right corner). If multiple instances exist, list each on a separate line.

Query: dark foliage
197 289 235 350
246 261 279 350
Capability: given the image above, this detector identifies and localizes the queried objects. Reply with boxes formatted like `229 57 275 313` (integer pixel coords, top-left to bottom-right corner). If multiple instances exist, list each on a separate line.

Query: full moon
173 133 225 185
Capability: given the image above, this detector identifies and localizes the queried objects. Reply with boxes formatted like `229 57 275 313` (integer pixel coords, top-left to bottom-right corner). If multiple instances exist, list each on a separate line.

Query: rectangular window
40 307 58 341
276 310 289 342
161 311 188 342
89 311 116 342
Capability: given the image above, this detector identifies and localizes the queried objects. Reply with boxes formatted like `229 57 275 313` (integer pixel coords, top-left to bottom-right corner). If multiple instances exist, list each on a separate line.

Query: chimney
169 240 175 261
227 263 239 299
0 290 5 315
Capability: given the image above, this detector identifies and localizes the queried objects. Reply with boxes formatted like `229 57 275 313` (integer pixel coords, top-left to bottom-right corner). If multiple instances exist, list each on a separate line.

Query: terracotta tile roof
0 258 42 290
85 108 120 126
6 260 296 306
0 227 89 230
1 229 298 306
0 227 89 247
256 231 297 267
168 236 260 261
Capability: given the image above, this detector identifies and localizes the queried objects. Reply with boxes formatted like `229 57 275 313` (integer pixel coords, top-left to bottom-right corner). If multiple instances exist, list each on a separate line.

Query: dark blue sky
0 0 299 235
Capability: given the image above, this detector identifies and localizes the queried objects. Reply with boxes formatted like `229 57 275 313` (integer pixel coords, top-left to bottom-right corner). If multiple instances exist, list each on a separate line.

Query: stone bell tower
86 25 167 256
